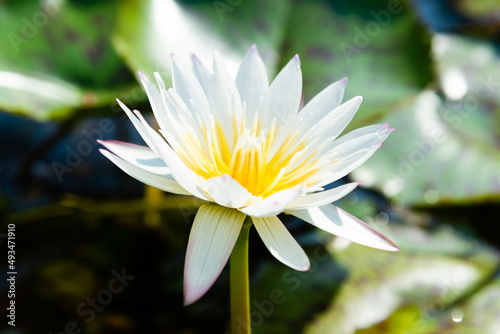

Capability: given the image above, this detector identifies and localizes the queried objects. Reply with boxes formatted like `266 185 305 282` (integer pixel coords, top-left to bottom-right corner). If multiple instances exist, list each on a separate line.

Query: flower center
173 116 320 198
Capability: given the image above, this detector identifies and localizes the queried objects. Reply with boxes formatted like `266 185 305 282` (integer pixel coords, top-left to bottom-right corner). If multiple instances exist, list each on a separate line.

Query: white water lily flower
99 45 398 305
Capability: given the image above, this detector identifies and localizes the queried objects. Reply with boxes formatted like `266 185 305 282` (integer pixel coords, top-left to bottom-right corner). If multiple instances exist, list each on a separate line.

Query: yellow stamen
174 116 321 198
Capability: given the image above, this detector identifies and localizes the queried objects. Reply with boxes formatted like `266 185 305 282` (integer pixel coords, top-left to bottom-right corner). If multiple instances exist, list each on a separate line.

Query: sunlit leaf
0 0 135 119
113 0 291 79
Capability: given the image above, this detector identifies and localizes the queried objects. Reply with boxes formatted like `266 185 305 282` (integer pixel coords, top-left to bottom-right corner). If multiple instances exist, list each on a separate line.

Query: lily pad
352 34 500 206
303 223 499 334
113 0 291 79
0 70 85 120
0 0 135 120
279 0 433 129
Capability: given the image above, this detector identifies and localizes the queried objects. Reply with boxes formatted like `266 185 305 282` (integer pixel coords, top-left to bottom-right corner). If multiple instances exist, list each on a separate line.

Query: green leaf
113 0 291 80
303 223 499 334
0 0 135 119
0 70 85 120
352 35 500 206
279 0 433 129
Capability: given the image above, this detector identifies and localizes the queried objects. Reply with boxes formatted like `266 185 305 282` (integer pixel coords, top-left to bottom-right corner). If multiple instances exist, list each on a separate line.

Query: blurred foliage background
1 0 500 333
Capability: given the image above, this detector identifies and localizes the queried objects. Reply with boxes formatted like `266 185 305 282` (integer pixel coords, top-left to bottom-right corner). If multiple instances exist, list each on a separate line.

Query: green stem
230 220 252 334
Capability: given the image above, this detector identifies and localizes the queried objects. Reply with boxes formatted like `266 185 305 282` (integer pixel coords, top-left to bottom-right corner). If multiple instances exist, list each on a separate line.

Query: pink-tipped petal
183 205 246 305
99 149 189 195
98 140 170 175
286 204 399 252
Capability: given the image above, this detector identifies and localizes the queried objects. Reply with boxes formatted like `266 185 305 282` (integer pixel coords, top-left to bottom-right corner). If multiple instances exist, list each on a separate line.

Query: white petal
304 96 363 146
117 99 158 152
235 45 269 119
98 140 170 175
99 149 190 195
299 77 347 125
331 123 392 146
239 186 303 218
123 108 209 201
206 51 242 147
184 204 246 305
314 124 393 188
252 215 310 271
150 74 189 145
262 55 302 125
286 204 399 251
191 54 212 96
170 54 211 121
209 52 242 118
205 174 252 208
266 95 361 164
325 123 393 158
137 72 172 135
287 182 360 210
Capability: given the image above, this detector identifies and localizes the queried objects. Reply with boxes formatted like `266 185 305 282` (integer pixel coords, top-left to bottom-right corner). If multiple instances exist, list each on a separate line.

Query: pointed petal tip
153 71 163 82
359 238 399 252
293 54 301 66
380 239 400 252
369 230 399 252
250 43 257 50
297 260 311 272
137 72 148 81
116 99 132 113
183 290 201 306
98 148 110 157
191 53 202 63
